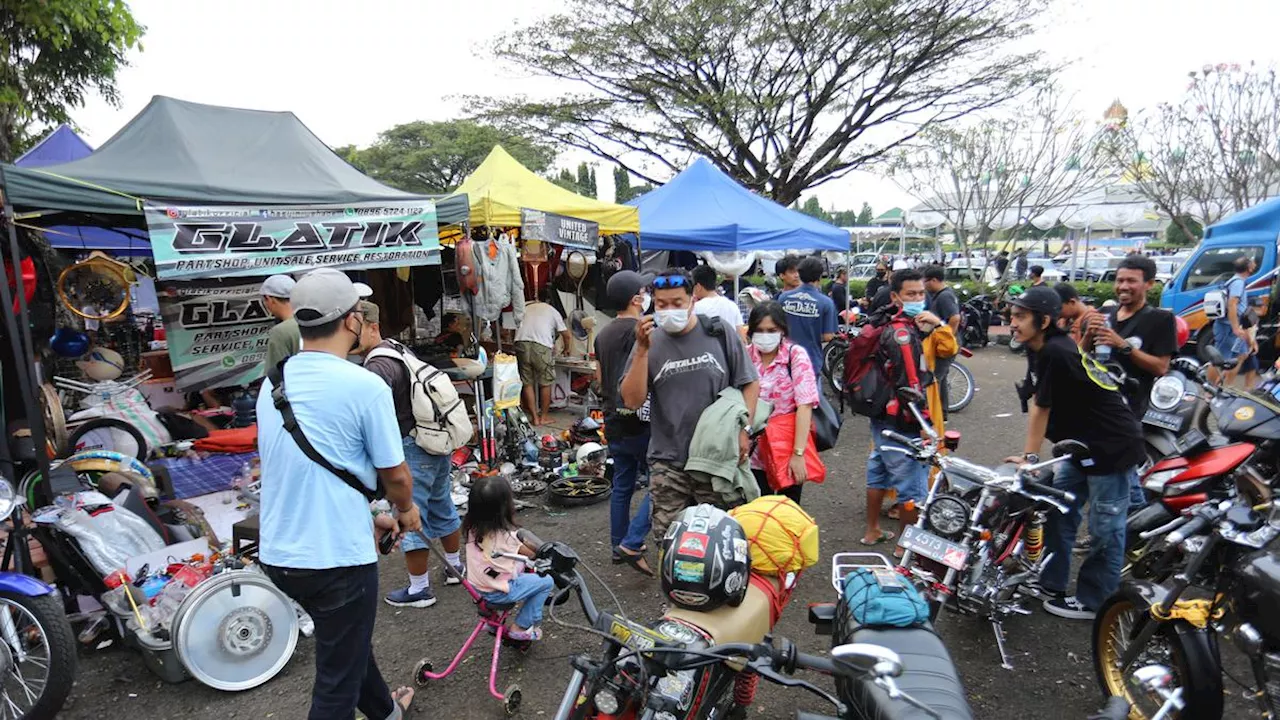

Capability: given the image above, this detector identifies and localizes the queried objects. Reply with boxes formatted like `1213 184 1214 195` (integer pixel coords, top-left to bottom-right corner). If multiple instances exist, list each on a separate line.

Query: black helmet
660 505 751 610
1008 285 1062 321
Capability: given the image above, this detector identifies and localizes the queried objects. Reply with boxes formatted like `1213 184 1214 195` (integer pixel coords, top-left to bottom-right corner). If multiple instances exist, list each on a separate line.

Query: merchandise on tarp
450 145 639 234
628 158 848 252
155 280 273 391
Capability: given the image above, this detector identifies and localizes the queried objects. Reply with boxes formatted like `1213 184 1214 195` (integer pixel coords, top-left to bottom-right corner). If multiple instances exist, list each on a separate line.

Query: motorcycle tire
547 475 612 507
823 340 846 397
1092 592 1223 720
66 418 148 461
0 590 77 720
946 360 975 413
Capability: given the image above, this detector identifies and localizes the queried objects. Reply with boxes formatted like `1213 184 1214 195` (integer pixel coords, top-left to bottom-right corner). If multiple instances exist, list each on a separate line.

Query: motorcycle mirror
1051 439 1090 462
896 387 925 406
831 643 903 678
1200 343 1227 367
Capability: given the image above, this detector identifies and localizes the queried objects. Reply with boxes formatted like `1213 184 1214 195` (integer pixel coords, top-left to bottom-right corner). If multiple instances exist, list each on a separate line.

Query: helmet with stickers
659 504 750 611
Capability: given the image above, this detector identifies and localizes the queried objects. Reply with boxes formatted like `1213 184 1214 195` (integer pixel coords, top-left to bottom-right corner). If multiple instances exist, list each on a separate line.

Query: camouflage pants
649 460 724 543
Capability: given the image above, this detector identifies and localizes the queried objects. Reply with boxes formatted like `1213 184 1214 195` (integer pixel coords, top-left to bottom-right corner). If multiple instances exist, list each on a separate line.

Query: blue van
1160 197 1280 347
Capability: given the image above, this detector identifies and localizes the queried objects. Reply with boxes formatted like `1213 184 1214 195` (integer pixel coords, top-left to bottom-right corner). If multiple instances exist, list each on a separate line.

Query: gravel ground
53 347 1216 719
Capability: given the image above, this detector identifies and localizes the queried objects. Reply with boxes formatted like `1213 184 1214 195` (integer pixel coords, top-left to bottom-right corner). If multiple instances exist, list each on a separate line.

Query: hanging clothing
468 237 525 325
367 269 415 338
412 265 444 320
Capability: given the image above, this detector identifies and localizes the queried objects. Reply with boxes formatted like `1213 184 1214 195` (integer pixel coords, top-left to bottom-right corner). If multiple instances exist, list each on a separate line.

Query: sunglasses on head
651 275 688 289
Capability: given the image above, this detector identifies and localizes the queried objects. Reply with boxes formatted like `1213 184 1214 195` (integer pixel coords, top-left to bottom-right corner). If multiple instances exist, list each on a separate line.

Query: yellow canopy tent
451 145 640 234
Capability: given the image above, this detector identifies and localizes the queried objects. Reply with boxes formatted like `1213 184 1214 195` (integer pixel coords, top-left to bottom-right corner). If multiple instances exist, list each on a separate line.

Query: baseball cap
606 270 654 309
291 269 361 327
260 275 296 299
357 300 380 324
1008 285 1062 318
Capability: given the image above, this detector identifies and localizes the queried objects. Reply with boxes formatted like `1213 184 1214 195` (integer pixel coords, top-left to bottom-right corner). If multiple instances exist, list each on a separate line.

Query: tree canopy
475 0 1050 206
351 119 557 195
0 0 145 161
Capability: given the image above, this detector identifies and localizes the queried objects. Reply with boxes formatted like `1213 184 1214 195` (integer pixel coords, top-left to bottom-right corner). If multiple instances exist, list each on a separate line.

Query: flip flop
612 545 648 564
392 686 415 717
617 549 655 577
859 530 896 546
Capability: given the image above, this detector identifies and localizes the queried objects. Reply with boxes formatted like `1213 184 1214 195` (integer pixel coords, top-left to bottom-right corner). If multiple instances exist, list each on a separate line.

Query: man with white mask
621 269 759 540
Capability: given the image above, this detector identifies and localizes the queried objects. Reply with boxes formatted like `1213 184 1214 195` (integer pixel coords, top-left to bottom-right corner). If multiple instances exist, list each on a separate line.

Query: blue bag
841 569 929 628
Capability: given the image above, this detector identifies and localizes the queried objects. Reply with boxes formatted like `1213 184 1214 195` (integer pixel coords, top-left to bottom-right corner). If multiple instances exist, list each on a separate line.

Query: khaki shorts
515 340 555 386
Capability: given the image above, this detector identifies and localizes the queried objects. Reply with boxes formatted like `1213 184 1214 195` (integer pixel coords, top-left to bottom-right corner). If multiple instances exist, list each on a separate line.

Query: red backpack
841 310 932 425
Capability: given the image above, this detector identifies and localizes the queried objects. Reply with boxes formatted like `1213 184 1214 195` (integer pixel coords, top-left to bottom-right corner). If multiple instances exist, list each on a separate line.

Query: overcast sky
70 0 1280 218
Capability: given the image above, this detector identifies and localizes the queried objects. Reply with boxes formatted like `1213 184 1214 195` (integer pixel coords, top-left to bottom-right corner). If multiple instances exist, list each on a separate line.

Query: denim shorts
1213 321 1259 371
866 419 928 503
399 437 461 551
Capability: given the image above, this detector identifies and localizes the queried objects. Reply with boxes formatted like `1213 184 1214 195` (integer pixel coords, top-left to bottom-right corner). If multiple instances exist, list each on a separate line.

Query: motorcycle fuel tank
1213 395 1280 440
1237 547 1280 643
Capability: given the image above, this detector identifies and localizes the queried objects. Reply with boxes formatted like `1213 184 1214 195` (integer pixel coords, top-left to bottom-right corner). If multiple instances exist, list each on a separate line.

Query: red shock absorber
733 672 759 706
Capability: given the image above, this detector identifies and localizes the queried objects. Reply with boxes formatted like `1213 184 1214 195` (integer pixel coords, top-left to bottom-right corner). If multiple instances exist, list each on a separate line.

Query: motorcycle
957 292 995 350
1141 357 1212 468
1093 496 1280 719
887 387 1084 668
823 324 976 415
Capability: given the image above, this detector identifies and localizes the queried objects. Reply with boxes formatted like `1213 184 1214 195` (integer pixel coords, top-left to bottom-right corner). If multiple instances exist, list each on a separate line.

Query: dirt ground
53 348 1219 719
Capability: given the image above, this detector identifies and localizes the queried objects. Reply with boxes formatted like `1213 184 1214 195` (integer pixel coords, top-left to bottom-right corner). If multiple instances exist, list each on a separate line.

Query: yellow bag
729 496 820 576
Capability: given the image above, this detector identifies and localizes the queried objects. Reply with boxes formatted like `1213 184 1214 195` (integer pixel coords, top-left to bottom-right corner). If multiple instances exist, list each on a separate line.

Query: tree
798 196 830 222
0 0 145 161
1107 63 1280 236
576 162 597 197
1165 215 1203 245
829 208 860 226
474 0 1051 206
892 86 1113 260
355 119 556 194
856 203 875 226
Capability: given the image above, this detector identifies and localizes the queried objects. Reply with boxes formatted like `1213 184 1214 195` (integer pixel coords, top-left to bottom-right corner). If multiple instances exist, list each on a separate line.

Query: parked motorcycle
957 292 995 350
1093 496 1280 719
886 387 1084 668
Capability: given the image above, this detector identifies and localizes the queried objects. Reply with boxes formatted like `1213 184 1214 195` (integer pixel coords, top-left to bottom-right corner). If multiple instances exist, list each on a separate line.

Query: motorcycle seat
842 625 973 720
664 578 773 647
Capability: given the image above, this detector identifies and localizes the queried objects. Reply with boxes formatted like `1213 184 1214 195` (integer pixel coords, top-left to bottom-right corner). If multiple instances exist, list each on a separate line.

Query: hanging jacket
469 238 525 325
685 387 761 507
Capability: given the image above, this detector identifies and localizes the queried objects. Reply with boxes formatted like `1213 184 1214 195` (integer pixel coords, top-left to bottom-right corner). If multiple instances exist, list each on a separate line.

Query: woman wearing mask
746 301 821 504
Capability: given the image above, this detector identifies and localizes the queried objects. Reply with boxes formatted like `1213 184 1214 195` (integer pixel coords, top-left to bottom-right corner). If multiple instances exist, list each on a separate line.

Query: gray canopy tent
1 95 469 227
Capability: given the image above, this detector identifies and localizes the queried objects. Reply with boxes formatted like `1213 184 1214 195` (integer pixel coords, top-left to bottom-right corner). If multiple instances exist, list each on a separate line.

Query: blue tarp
627 158 849 252
15 125 152 255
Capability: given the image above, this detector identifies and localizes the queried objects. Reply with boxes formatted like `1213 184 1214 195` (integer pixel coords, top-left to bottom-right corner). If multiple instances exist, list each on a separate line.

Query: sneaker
443 563 464 586
1043 595 1095 620
385 586 437 608
1022 579 1063 601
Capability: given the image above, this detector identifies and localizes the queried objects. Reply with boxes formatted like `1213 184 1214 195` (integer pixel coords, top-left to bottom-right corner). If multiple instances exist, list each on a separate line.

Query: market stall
0 96 459 692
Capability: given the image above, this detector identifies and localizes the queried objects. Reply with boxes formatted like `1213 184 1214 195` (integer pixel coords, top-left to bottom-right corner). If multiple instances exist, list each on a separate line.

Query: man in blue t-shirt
1213 255 1259 386
778 256 837 373
257 268 421 719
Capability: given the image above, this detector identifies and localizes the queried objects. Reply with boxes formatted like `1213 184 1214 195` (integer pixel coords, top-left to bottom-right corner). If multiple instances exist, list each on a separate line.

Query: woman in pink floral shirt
746 301 820 503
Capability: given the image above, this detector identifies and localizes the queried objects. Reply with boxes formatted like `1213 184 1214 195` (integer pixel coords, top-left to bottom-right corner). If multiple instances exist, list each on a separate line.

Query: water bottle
1096 317 1112 362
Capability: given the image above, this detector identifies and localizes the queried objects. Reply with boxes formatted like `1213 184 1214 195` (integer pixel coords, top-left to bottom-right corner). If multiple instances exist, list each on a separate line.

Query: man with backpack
1210 255 1259 386
843 269 941 546
358 301 473 609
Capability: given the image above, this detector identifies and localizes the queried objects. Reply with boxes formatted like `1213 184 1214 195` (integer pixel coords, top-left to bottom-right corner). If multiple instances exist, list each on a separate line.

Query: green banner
145 201 440 280
157 280 276 391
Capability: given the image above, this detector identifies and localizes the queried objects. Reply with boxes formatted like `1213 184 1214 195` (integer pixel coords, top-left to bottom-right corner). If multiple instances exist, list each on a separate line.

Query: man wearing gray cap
257 268 421 718
262 274 299 371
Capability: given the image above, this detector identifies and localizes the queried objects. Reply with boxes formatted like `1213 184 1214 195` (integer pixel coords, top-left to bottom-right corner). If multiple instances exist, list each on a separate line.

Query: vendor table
552 357 597 415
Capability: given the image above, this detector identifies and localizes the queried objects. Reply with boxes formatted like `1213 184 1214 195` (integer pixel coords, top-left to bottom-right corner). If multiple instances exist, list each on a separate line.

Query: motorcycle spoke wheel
548 476 612 507
1095 598 1181 720
0 593 71 720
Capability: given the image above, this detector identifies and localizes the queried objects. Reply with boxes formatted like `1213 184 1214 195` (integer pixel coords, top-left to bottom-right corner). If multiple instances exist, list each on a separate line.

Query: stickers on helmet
689 518 710 533
724 570 744 596
678 532 708 558
732 538 749 563
673 560 705 582
670 589 709 607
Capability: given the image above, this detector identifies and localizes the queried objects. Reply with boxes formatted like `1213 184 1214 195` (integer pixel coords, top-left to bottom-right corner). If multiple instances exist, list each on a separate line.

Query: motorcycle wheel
0 590 76 720
946 361 975 413
65 417 148 460
824 341 846 397
1092 593 1223 720
547 476 612 507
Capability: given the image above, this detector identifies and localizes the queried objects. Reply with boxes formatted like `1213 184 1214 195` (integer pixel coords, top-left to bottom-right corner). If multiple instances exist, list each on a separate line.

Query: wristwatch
793 448 805 457
1118 341 1133 356
1024 453 1040 464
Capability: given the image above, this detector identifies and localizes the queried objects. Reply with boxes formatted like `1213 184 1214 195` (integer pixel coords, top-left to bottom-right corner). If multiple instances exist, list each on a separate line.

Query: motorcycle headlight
926 495 970 537
1150 376 1184 411
0 481 16 523
593 689 620 715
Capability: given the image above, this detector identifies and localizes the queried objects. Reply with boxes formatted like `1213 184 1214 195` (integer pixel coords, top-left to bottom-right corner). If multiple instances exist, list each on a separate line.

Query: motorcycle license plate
1142 409 1181 432
899 525 968 571
608 617 669 654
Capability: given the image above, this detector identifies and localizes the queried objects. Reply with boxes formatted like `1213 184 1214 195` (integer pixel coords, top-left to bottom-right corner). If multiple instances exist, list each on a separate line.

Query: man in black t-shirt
595 271 655 575
924 265 961 415
1083 254 1176 421
1006 286 1143 622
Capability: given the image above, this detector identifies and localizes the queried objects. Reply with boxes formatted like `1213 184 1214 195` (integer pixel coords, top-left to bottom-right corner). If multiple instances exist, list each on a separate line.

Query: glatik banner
157 280 277 391
145 202 440 280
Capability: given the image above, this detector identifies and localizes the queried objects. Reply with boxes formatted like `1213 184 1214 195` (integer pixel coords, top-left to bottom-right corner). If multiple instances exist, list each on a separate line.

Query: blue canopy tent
14 125 152 255
627 158 849 251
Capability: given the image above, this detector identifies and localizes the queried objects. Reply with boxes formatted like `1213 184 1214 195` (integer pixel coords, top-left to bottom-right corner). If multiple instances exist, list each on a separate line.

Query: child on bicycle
463 475 556 641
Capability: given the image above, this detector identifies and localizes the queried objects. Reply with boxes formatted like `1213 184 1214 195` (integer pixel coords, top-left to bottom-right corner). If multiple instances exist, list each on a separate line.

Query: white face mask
640 293 652 312
655 308 690 334
752 332 782 353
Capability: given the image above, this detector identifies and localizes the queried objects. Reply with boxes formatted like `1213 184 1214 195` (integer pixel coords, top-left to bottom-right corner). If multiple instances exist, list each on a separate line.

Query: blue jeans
1129 472 1147 511
609 433 652 552
482 573 556 629
262 563 397 720
1041 462 1134 610
399 437 461 552
866 419 928 503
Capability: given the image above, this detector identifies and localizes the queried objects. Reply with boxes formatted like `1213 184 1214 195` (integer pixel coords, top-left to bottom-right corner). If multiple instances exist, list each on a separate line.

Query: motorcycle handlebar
1023 480 1075 505
517 528 544 549
880 429 920 447
1167 515 1212 545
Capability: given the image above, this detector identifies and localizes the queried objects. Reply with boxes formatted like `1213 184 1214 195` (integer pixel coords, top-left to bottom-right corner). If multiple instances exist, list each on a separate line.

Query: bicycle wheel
946 361 975 413
824 340 846 397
